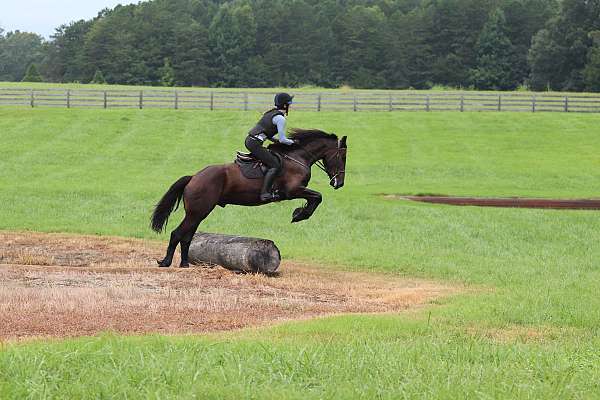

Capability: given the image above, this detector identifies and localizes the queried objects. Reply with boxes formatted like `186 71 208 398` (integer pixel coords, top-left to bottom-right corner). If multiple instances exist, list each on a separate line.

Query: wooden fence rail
1 88 600 113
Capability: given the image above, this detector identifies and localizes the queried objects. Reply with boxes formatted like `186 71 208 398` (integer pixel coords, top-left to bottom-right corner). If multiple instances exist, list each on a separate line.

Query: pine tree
470 9 518 90
91 69 106 84
160 58 175 87
21 63 43 82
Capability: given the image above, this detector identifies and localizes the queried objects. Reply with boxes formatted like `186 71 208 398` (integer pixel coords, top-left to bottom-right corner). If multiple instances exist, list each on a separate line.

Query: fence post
498 94 502 111
30 90 34 108
425 95 430 112
564 96 569 112
532 95 536 112
210 92 214 111
317 94 321 112
139 91 143 109
388 94 393 112
67 90 71 109
104 91 107 109
460 95 464 112
244 92 248 111
174 91 179 110
353 96 357 112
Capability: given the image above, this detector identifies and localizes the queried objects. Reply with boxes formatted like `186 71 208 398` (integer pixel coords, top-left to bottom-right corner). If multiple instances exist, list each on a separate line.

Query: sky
1 0 138 39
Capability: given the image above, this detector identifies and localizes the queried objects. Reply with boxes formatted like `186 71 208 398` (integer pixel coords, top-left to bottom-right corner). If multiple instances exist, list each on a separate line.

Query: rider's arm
272 115 294 145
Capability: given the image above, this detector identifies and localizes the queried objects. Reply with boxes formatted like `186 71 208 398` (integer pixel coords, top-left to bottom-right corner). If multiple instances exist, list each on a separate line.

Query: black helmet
274 92 294 109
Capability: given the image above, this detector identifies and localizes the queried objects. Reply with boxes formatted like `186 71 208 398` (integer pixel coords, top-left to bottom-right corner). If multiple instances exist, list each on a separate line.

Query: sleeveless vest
248 108 285 139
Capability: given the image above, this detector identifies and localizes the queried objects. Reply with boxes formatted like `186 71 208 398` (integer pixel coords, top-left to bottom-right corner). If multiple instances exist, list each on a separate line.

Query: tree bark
188 232 280 273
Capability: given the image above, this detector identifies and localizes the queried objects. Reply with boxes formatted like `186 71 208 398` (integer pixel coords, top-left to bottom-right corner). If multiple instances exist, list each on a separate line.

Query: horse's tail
151 175 193 233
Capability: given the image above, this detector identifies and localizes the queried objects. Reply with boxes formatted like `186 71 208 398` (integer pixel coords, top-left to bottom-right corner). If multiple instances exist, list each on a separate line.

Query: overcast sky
1 0 138 39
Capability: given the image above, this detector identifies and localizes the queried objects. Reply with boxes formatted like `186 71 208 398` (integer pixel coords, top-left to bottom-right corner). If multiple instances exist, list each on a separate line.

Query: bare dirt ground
0 231 455 341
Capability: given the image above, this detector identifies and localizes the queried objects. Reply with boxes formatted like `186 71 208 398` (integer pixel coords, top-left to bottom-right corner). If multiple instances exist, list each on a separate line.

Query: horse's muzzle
331 176 344 189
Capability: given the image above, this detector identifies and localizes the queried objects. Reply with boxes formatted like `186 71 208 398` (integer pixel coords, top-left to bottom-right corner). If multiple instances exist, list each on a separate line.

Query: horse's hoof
157 259 171 268
179 263 190 268
292 207 307 223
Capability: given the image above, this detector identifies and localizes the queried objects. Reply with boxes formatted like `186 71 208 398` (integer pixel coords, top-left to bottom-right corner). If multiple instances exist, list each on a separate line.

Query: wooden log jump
188 232 281 273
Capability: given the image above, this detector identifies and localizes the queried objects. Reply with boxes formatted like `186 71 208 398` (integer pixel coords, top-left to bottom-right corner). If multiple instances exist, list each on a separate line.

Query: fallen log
188 232 280 273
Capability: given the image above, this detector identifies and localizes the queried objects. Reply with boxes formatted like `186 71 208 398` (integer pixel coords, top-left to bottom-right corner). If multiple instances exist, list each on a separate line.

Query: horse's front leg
287 186 322 223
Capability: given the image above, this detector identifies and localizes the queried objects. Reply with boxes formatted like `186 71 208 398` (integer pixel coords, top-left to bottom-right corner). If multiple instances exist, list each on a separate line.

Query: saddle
234 151 284 179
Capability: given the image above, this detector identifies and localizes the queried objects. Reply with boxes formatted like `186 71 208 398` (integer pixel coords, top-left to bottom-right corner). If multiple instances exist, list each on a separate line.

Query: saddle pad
234 151 284 180
235 159 267 179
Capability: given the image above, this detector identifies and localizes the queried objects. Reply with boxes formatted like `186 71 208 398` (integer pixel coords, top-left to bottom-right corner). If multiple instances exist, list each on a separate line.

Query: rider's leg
260 167 280 201
245 136 282 201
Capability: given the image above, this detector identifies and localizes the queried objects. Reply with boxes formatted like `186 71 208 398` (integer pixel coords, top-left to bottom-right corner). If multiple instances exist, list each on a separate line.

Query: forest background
1 0 600 92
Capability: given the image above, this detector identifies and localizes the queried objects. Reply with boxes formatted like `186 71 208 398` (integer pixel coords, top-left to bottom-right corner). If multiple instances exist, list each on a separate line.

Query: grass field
5 80 600 96
1 108 600 398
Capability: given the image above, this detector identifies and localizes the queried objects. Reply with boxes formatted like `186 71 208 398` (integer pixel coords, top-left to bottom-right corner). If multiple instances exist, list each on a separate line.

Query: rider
245 92 295 201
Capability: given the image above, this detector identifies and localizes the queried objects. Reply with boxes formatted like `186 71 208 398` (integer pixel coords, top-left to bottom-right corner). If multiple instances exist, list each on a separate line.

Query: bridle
283 140 346 185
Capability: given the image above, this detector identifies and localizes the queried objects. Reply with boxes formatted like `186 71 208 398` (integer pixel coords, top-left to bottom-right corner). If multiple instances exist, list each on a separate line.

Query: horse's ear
340 136 347 148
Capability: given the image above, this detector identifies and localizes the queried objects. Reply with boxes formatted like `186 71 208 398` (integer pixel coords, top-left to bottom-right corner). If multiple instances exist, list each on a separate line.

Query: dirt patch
0 231 455 341
387 195 600 210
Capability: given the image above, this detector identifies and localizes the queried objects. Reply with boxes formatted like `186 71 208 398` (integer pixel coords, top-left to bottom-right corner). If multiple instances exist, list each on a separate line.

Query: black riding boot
260 168 280 202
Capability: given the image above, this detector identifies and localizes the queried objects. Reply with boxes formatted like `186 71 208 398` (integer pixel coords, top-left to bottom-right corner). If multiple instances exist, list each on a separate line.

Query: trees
42 20 93 82
470 9 519 90
171 21 210 86
0 31 46 82
528 0 600 91
332 5 388 88
6 0 599 91
584 31 600 91
160 58 175 86
386 9 434 89
428 0 496 87
21 64 43 82
208 1 258 86
91 69 107 84
528 29 563 90
501 0 557 84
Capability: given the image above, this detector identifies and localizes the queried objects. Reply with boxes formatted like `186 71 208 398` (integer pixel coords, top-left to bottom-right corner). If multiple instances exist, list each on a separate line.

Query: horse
150 128 347 268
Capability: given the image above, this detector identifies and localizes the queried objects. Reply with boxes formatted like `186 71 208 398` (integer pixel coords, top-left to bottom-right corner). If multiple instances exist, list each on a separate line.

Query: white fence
1 87 600 113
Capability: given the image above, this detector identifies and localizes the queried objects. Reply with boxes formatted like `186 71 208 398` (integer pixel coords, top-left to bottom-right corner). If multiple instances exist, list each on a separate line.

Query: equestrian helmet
274 92 294 109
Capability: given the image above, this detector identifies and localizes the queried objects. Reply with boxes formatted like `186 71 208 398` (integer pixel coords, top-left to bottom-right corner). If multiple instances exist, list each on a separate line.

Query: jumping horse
151 129 347 267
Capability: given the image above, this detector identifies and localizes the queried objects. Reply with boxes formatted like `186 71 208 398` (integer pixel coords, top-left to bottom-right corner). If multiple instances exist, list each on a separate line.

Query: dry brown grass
0 231 456 340
465 325 583 343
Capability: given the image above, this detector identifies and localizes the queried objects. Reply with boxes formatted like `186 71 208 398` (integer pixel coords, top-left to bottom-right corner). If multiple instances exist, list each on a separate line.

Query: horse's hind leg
158 167 223 268
178 202 218 268
158 212 204 268
178 224 199 268
157 218 190 267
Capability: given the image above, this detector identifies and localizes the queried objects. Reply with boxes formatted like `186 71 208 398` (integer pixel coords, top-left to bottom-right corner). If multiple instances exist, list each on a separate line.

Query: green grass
1 108 600 398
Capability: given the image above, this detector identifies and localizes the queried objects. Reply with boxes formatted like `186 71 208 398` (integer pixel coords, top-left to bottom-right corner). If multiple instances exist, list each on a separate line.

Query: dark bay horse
151 129 347 268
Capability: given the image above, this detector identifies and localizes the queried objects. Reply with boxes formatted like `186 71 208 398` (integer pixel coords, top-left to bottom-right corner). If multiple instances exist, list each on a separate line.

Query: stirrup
260 191 280 202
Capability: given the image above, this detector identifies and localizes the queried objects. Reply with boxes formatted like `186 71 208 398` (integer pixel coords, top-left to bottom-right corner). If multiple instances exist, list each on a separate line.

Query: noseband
322 147 346 185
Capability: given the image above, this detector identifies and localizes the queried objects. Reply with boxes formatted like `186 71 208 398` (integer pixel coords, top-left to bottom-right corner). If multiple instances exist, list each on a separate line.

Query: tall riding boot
260 168 280 202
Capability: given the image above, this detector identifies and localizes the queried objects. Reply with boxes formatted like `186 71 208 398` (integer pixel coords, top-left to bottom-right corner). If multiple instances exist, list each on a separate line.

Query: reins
281 141 346 184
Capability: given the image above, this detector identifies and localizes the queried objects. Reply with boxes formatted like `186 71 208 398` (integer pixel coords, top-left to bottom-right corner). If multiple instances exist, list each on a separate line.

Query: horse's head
281 129 347 189
323 135 347 190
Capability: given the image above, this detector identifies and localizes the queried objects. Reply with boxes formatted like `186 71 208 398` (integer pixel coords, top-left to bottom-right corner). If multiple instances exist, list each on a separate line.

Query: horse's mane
268 128 338 152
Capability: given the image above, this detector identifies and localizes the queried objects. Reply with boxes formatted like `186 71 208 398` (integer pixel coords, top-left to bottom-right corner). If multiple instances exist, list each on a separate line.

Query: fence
1 87 600 113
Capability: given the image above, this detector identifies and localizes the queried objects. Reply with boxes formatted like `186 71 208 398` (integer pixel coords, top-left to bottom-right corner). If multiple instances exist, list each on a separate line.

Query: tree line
1 0 599 91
